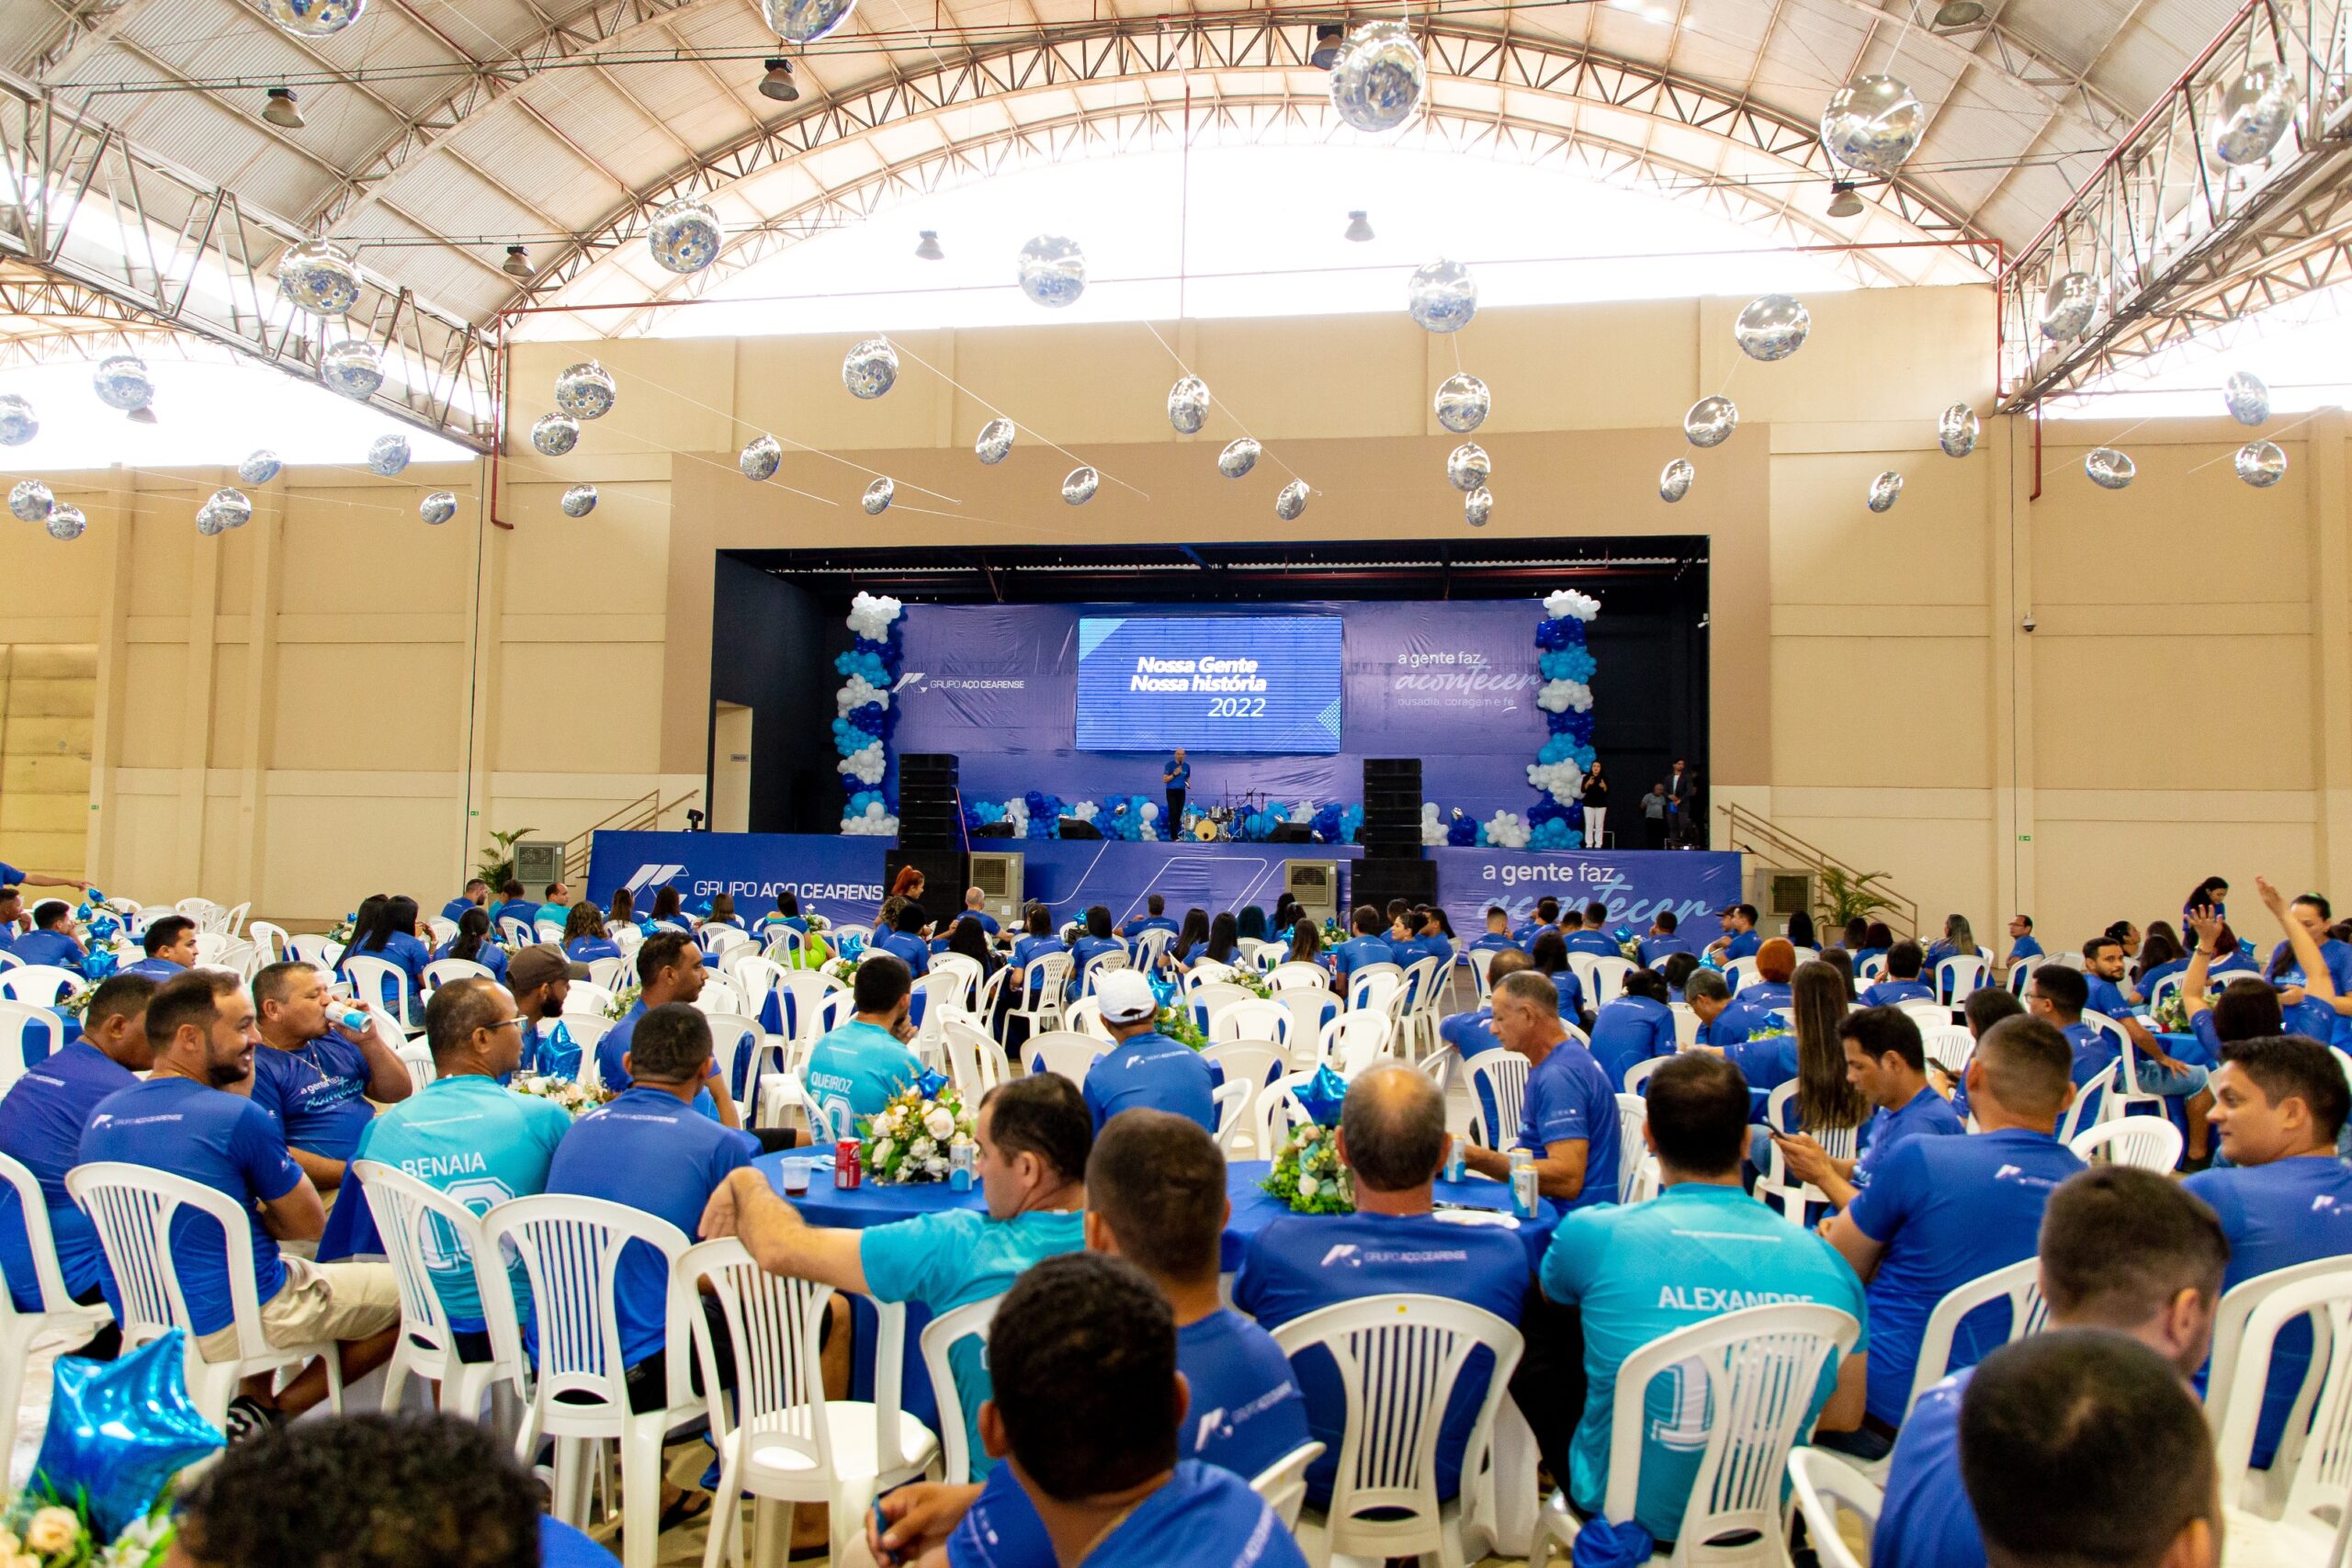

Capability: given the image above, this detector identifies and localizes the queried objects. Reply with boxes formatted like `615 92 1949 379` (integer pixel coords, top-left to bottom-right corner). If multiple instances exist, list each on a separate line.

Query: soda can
1443 1140 1466 1185
834 1138 862 1189
950 1142 976 1192
1510 1163 1540 1220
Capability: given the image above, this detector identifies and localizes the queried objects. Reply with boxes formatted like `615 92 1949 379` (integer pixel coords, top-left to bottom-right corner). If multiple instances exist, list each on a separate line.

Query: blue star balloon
32 1330 223 1536
1296 1065 1350 1128
82 947 118 981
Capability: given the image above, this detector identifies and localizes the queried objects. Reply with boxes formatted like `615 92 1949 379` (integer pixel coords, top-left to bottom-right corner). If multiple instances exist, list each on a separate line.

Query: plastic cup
782 1158 811 1196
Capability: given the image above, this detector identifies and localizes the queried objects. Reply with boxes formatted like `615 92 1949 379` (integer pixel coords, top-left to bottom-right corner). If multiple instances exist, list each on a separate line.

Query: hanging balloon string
885 337 1150 501
3 457 453 522
597 436 841 508
2183 408 2317 474
1139 319 1309 491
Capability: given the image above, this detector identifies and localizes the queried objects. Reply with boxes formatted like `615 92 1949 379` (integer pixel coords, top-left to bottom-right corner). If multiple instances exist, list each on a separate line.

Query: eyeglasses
487 1016 529 1032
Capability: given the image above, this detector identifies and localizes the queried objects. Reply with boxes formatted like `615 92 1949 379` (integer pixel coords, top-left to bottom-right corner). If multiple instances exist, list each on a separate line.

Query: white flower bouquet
857 1082 977 1184
0 1492 173 1568
1261 1122 1355 1215
602 981 641 1021
508 1074 610 1116
820 955 859 985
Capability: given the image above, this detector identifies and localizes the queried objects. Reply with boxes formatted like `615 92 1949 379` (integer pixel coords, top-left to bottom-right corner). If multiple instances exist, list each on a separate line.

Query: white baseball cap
1097 969 1159 1025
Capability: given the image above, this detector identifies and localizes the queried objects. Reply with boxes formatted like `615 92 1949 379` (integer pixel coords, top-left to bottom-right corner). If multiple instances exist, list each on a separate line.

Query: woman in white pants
1581 761 1610 848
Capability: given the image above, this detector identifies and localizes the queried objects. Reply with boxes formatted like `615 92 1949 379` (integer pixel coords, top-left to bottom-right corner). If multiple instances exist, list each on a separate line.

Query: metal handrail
561 788 701 885
1717 802 1919 940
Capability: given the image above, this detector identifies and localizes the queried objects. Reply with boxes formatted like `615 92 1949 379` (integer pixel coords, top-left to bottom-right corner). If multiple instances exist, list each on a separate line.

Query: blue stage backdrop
588 830 1738 948
893 600 1549 822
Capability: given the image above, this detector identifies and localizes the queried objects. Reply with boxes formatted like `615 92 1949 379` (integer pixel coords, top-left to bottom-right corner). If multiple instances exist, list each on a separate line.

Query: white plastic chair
248 919 293 967
1622 1055 1669 1096
2209 1262 2352 1536
350 1160 531 1422
1184 959 1239 988
0 999 63 1084
2083 1010 2163 1123
1133 928 1177 972
1565 951 1603 1001
694 974 744 1017
1614 1094 1649 1201
1467 948 1500 1003
1346 963 1406 1017
1062 997 1113 1043
576 955 624 992
1274 989 1343 1071
0 966 80 1006
2069 1115 2183 1171
944 1019 1010 1101
1250 1440 1328 1533
928 953 982 1013
67 1162 346 1427
561 981 616 1019
1271 1294 1525 1568
342 953 418 1032
1078 950 1130 998
1899 1256 2049 1422
1897 1000 1951 1033
2205 1256 2352 1437
704 1012 764 1120
762 924 809 968
1266 962 1332 993
484 1193 707 1568
1668 1003 1701 1048
774 969 852 1044
1585 956 1634 1009
1785 1447 1881 1568
2006 961 2031 998
1186 982 1256 1035
918 1293 1003 1483
1210 998 1293 1050
288 932 344 969
1463 1048 1529 1151
1022 1031 1108 1084
2056 1062 2114 1145
422 956 495 991
1202 1042 1283 1157
1754 1082 1862 1221
497 917 537 947
1319 1011 1396 1077
1920 1024 1975 1079
424 916 459 948
0 1152 114 1458
1007 953 1070 1039
684 1238 939 1566
1934 954 1989 1007
175 897 220 927
1532 1303 1861 1568
1723 956 1762 994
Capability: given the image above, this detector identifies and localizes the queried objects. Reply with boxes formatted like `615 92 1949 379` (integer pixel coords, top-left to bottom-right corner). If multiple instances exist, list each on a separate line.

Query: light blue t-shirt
859 1207 1087 1479
1082 1031 1216 1135
1538 1182 1869 1541
1871 1367 1979 1568
804 1019 922 1142
349 1075 571 1329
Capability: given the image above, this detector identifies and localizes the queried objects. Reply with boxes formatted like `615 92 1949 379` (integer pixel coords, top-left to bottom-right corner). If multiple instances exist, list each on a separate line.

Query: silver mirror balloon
202 487 252 531
2085 447 2135 491
1820 75 1924 176
740 434 782 482
2235 441 2288 489
2224 371 2270 426
1938 403 1980 458
277 240 363 318
1329 22 1425 135
1274 479 1310 521
261 0 366 37
92 354 154 414
195 506 230 538
1733 295 1810 362
842 338 899 400
763 0 856 43
1682 395 1737 448
366 433 411 478
531 412 580 457
1464 487 1493 527
1659 459 1695 503
1017 236 1087 310
554 360 616 420
1406 258 1476 333
8 479 53 523
647 198 723 276
0 393 36 447
1217 438 1261 479
419 491 458 525
319 340 384 400
1061 467 1100 506
862 478 895 515
1168 377 1210 435
1866 470 1905 513
560 484 598 517
1445 443 1490 492
2211 62 2302 167
44 504 85 542
2039 272 2101 344
1433 373 1489 434
239 449 281 485
976 418 1015 465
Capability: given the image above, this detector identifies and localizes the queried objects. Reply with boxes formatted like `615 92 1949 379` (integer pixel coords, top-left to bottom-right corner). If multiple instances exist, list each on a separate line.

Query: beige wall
2 282 2346 943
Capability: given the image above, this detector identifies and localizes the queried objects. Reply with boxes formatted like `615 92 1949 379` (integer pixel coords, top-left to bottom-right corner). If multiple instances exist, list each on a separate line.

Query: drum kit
1185 789 1266 842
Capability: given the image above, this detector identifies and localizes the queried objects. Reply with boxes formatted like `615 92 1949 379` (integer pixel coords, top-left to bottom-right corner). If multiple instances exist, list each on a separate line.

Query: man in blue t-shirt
702 1073 1091 1481
1585 967 1679 1092
121 914 198 983
506 943 586 1081
248 959 415 1201
1330 904 1400 984
804 951 922 1143
490 880 540 937
1820 1014 2084 1454
8 900 86 976
1162 749 1192 831
0 973 156 1347
1859 942 1937 1009
1236 1065 1530 1508
1510 896 1561 949
77 970 400 1433
2185 1034 2352 1468
1439 949 1531 1081
1710 937 1795 1049
1770 1007 1964 1213
1539 1051 1869 1542
1118 894 1177 943
1467 905 1519 961
1564 901 1622 958
0 858 85 900
1706 902 1761 963
2030 961 2211 1159
595 931 736 1124
1460 970 1619 1212
1081 971 1215 1135
440 878 490 926
876 903 933 979
871 1111 1312 1567
2004 913 2042 968
1637 910 1692 968
1873 1167 2226 1568
925 1253 1306 1568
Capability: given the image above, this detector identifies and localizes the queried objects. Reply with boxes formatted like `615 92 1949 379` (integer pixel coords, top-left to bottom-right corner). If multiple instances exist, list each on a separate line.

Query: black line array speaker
885 849 969 916
1361 758 1424 860
893 753 962 852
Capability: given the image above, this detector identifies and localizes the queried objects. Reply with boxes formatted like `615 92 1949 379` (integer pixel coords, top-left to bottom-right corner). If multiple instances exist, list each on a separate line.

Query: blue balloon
1295 1065 1350 1127
1447 815 1478 846
83 948 119 980
32 1330 222 1536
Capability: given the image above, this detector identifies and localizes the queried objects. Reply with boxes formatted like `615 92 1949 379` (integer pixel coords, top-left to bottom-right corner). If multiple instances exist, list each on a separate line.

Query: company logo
1193 1409 1229 1451
896 671 925 692
1319 1244 1362 1269
1994 1164 2022 1181
622 863 687 896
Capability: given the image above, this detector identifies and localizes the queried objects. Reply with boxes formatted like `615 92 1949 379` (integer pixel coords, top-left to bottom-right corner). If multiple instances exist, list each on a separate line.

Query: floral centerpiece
1156 1005 1208 1051
325 911 357 947
820 954 859 985
1617 930 1644 964
1231 970 1272 1000
0 1492 174 1567
602 981 642 1021
859 1079 976 1183
55 984 96 1022
1262 1123 1354 1215
2149 989 2209 1035
508 1074 611 1116
1320 919 1345 948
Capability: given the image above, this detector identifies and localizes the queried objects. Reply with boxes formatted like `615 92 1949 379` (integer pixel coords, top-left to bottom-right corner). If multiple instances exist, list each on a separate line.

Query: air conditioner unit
514 840 567 893
1747 866 1817 931
1284 859 1341 928
969 851 1025 929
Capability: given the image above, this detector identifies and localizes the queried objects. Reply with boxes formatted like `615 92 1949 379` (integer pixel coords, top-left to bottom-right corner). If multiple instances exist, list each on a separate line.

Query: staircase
1716 802 1919 941
562 787 702 886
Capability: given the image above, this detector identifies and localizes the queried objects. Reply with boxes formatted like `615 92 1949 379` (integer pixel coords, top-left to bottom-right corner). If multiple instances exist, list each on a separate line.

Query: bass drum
1193 817 1223 841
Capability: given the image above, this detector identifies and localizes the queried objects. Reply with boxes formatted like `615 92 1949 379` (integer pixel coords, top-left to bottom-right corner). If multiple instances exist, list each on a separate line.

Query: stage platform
586 830 1740 944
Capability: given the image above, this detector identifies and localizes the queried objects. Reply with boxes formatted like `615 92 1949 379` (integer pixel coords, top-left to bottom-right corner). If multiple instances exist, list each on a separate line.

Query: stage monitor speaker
1351 857 1437 912
1283 859 1341 928
514 840 566 894
1269 824 1315 844
885 849 967 917
1057 818 1102 840
969 850 1025 929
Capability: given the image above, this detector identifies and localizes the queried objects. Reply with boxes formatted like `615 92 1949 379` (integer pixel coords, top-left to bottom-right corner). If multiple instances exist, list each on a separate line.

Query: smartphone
871 1499 899 1567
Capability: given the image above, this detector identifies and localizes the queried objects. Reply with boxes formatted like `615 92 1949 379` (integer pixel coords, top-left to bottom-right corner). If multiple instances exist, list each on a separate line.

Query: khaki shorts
196 1256 401 1363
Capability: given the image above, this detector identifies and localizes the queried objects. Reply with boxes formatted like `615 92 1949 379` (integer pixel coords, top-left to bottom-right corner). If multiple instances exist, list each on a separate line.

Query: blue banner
1429 848 1741 949
586 831 888 929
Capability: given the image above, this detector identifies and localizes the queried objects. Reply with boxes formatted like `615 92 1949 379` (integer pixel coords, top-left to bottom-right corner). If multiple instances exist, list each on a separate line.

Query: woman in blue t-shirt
1169 908 1211 969
1066 905 1126 1000
563 903 622 964
432 906 509 983
338 894 430 1016
1196 911 1241 970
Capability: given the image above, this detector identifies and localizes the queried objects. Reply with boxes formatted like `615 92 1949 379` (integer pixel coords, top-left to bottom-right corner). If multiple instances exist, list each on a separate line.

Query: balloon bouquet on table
11 1331 222 1565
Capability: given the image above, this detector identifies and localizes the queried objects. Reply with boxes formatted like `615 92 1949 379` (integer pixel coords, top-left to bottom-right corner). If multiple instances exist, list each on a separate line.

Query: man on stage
1163 748 1190 831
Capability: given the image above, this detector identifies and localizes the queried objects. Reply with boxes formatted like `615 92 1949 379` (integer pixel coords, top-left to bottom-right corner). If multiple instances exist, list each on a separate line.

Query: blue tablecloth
11 1008 75 1066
